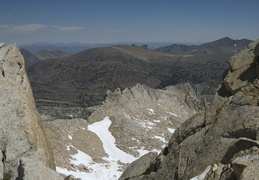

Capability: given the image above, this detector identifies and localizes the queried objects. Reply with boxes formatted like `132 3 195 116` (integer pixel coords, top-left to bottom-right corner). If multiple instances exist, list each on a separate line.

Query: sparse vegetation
3 171 12 180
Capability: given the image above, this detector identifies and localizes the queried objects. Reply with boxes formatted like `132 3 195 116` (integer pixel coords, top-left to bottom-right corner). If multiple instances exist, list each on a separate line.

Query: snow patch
57 145 122 179
137 120 155 129
158 103 169 111
153 120 161 123
167 128 175 134
57 117 137 180
166 111 179 117
68 135 72 140
234 43 237 46
124 113 131 119
154 136 167 143
68 114 73 118
70 147 93 166
136 147 150 156
147 108 155 115
131 137 140 144
190 165 211 180
88 117 135 163
144 120 156 126
134 147 160 157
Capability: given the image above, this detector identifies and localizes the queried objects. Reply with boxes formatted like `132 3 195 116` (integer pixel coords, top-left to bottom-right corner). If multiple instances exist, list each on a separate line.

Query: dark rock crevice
15 160 24 180
221 138 259 164
239 63 257 82
256 56 259 78
1 150 6 164
222 128 257 140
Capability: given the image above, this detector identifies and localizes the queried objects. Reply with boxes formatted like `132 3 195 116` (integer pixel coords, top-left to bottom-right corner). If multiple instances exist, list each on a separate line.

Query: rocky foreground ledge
0 44 64 179
119 39 259 180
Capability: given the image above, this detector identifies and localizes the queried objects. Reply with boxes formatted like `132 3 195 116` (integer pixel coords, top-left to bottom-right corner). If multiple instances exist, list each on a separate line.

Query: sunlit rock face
0 44 63 180
43 83 201 179
119 39 259 180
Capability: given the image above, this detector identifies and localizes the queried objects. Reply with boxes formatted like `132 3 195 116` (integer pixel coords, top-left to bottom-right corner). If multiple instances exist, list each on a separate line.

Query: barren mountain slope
42 83 201 179
156 37 251 55
35 50 70 60
20 48 41 69
27 45 180 108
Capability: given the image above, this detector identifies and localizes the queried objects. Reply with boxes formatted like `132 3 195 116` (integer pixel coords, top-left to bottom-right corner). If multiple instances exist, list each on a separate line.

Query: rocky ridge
119 39 259 180
156 37 252 55
20 48 41 69
0 44 65 179
42 82 201 179
25 38 250 111
35 50 70 61
87 83 201 154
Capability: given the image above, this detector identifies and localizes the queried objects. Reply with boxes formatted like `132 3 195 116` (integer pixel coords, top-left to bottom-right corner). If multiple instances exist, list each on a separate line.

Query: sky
0 0 258 45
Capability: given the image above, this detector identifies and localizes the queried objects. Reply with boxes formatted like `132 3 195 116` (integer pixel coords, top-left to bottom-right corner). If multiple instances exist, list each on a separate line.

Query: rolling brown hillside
26 38 251 109
27 45 180 107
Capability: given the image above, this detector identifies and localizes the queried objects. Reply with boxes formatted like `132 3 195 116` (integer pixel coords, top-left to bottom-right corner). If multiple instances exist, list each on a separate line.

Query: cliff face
0 44 63 179
120 39 259 180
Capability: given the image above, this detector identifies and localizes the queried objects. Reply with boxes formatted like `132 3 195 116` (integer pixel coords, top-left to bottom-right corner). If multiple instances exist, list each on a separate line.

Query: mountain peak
203 37 235 46
220 36 233 41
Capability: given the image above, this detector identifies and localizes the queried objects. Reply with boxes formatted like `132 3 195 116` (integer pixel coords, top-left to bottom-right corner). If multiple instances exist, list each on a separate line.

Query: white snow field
190 165 211 180
88 117 136 163
56 116 174 179
57 117 138 179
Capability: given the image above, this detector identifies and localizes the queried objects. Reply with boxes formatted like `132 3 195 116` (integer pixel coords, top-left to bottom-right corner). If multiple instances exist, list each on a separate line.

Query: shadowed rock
119 39 259 180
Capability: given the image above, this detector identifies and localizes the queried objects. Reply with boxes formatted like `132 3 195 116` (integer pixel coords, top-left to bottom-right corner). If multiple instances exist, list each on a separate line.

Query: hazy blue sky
1 0 258 45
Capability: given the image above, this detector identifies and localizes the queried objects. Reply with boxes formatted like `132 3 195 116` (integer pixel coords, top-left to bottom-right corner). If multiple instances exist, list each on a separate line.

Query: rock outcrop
87 83 201 155
0 44 63 179
119 39 259 180
42 82 201 179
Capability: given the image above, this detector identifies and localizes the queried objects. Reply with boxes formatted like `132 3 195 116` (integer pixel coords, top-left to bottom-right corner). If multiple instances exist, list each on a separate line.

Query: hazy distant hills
35 50 70 60
20 37 251 55
20 42 197 54
20 49 41 69
156 37 252 54
21 49 71 69
20 42 107 54
27 45 181 107
26 37 252 108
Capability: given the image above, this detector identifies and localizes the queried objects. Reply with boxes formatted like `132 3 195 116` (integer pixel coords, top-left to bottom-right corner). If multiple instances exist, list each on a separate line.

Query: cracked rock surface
0 44 63 180
119 39 259 180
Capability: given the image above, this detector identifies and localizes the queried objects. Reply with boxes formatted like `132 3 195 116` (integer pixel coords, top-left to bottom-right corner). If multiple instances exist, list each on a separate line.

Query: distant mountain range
20 49 71 69
35 50 70 61
156 37 252 54
20 42 203 54
25 37 252 108
20 49 41 69
27 45 180 107
20 37 252 55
